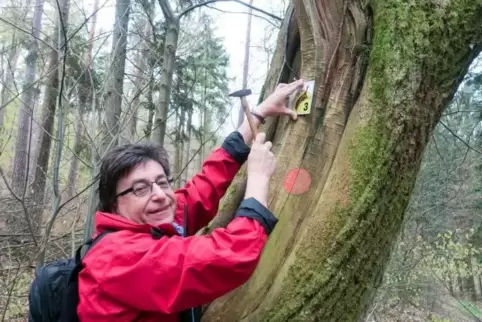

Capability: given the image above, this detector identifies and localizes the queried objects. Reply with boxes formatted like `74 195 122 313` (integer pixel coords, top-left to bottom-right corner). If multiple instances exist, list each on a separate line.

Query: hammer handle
240 96 258 138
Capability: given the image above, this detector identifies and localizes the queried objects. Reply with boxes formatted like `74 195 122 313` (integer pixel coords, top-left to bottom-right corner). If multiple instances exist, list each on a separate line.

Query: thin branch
431 134 446 166
440 121 482 154
174 102 236 182
179 0 283 21
0 166 38 246
442 110 482 117
65 1 106 46
0 17 56 51
205 4 281 28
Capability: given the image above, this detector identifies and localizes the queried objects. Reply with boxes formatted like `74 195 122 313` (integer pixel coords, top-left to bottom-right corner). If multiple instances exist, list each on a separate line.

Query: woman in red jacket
77 80 304 321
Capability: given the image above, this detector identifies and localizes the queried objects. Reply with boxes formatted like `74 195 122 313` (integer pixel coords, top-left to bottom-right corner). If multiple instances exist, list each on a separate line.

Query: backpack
28 231 112 322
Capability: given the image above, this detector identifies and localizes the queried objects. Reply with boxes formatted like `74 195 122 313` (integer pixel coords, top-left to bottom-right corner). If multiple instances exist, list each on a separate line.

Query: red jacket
77 132 277 321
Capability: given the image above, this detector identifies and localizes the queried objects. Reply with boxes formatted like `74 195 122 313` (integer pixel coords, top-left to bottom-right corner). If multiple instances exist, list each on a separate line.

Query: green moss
246 2 482 321
370 0 482 106
352 0 482 200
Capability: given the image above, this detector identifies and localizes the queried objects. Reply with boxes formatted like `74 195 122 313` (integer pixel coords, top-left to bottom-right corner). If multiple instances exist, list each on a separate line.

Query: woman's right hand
247 133 276 179
245 133 276 207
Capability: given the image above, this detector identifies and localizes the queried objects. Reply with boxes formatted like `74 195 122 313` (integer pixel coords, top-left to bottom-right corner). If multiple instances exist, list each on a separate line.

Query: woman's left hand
256 79 305 120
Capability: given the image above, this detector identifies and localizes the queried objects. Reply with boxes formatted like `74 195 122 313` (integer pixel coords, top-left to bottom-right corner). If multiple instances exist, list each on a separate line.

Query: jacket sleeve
174 131 250 236
95 198 277 314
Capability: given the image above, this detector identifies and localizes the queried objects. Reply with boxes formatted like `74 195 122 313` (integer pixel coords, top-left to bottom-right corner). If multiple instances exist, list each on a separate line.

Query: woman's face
114 160 176 226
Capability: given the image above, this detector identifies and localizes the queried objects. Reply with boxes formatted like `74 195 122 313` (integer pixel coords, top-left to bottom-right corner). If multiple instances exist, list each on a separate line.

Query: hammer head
229 89 252 98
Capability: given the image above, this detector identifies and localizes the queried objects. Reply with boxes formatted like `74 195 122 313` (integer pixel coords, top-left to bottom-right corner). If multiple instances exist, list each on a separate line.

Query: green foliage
170 13 230 141
378 229 482 311
370 0 482 104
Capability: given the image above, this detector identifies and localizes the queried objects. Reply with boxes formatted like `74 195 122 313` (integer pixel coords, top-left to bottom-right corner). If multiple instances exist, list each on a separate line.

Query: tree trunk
128 20 151 142
0 32 21 128
66 0 99 199
30 0 70 235
9 0 44 198
144 81 155 140
174 104 185 188
6 0 44 235
84 0 131 240
102 0 131 150
153 18 179 146
183 104 192 185
202 1 482 321
465 254 477 302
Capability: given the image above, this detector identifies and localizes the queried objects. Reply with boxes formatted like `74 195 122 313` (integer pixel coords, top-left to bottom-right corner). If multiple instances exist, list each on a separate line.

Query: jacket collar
94 211 182 237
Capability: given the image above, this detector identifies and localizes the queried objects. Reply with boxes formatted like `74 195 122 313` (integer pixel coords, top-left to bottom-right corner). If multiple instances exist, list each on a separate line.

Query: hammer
229 88 257 137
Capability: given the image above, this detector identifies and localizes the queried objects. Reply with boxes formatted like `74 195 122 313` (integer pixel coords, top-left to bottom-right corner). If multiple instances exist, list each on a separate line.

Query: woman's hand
256 79 305 120
247 132 276 180
237 79 305 145
244 133 276 207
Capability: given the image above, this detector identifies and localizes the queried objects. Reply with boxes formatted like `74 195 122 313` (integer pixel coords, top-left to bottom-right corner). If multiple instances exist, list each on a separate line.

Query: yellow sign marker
288 80 314 115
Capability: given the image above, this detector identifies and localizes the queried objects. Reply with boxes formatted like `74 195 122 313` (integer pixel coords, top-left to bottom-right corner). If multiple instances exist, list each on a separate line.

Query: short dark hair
97 142 171 213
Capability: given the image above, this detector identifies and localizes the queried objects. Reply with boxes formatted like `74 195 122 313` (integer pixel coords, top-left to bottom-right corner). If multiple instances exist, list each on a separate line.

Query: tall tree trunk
464 253 477 302
10 0 44 195
84 0 131 240
144 81 155 140
66 0 99 199
199 51 208 168
102 0 131 150
67 114 83 198
128 20 151 141
0 32 21 128
153 17 179 146
7 0 44 232
30 0 70 235
202 1 482 321
174 105 185 188
237 0 253 127
183 104 192 184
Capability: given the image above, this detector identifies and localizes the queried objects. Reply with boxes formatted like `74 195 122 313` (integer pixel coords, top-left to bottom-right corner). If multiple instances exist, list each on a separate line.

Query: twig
179 0 282 21
0 16 55 51
174 102 236 182
204 4 281 28
440 121 482 154
0 167 37 246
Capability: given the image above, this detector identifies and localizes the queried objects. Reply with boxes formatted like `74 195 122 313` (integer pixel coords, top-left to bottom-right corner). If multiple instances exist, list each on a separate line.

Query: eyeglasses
116 178 174 198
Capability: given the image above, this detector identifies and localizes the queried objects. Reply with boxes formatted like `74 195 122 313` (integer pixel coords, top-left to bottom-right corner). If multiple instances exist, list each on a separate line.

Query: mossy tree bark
202 1 482 321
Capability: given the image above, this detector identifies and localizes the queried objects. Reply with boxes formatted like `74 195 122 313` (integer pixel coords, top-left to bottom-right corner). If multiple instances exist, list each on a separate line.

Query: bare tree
66 0 100 200
30 0 71 236
7 0 45 230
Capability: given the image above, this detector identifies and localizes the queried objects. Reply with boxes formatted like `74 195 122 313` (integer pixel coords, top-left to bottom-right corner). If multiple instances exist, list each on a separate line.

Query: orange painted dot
283 168 311 195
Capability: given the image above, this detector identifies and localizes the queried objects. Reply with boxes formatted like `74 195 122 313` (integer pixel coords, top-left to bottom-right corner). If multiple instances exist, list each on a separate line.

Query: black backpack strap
83 230 113 258
59 231 115 322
